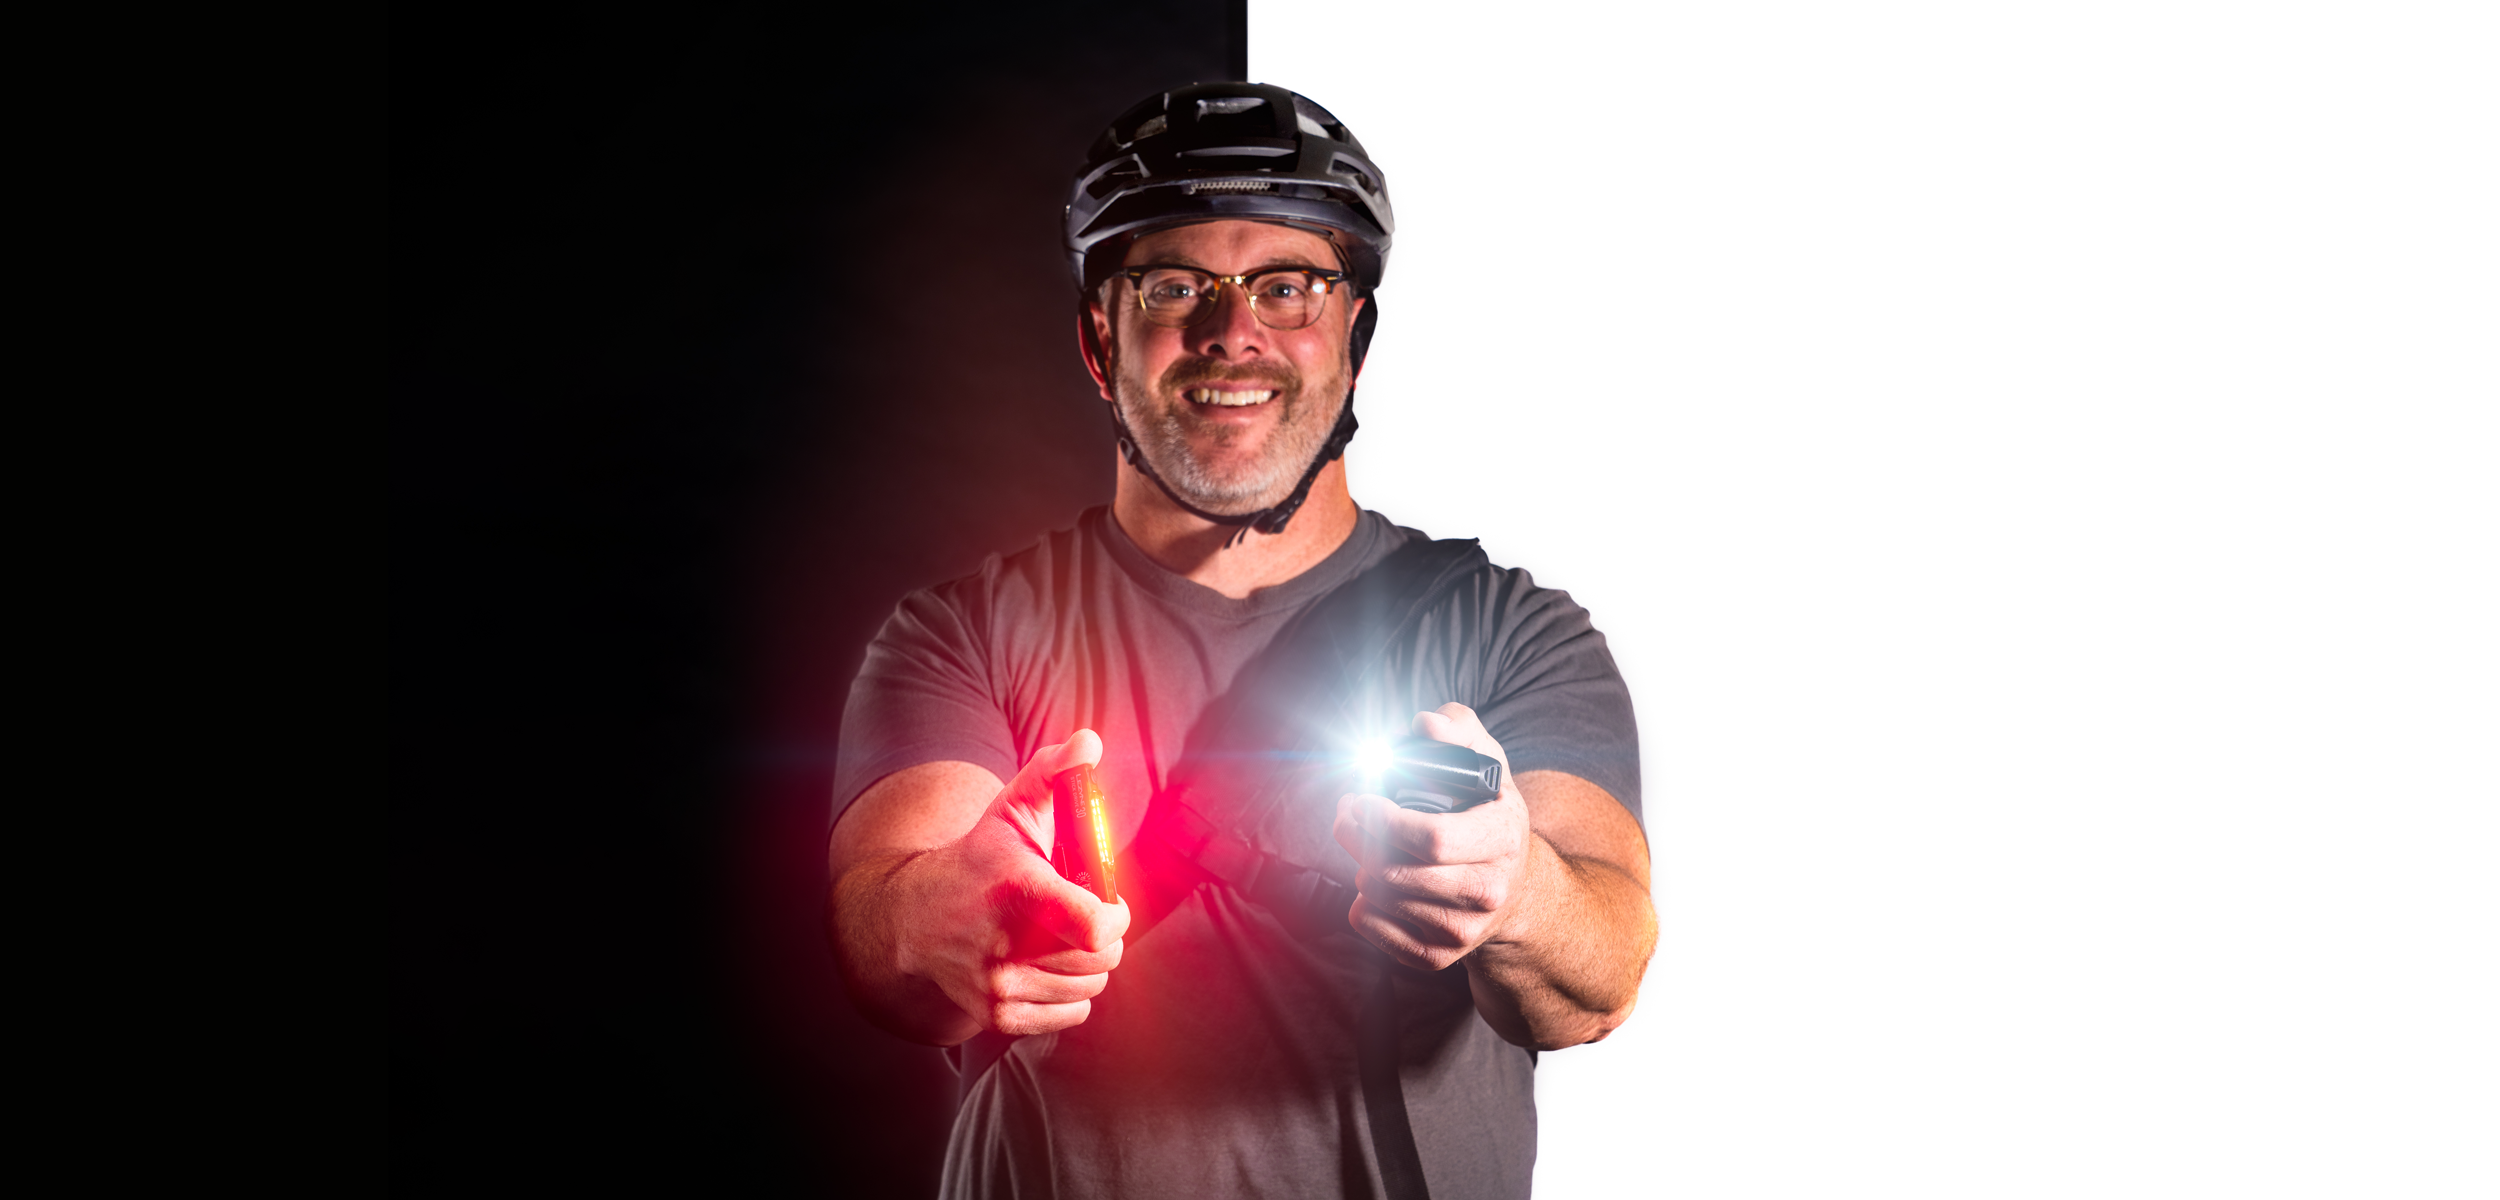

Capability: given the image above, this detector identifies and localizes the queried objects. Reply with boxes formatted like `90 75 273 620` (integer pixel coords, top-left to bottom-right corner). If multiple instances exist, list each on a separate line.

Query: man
827 83 1655 1200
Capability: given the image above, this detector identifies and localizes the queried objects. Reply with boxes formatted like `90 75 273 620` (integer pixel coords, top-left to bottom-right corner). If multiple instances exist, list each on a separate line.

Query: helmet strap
1103 387 1358 549
1084 297 1375 548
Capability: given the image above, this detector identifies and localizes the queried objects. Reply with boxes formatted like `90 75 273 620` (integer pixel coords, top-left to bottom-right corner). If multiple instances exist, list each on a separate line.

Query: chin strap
1109 397 1359 548
1089 297 1379 549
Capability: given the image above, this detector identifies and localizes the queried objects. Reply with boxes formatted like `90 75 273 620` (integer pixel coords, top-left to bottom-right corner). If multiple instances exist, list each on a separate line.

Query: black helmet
1066 82 1394 298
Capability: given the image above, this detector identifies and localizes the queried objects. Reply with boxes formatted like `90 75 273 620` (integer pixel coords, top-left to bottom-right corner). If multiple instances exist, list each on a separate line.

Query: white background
1253 3 2496 1195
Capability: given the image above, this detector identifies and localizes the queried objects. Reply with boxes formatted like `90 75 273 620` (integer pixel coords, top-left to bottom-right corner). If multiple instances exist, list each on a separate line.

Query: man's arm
827 732 1131 1047
1333 704 1657 1050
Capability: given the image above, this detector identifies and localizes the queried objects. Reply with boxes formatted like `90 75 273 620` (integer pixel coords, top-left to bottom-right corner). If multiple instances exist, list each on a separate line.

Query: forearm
1464 834 1658 1050
827 848 982 1046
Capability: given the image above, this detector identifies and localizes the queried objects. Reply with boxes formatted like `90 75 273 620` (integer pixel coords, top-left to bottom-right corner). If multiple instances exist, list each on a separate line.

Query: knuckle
1400 943 1457 971
1464 876 1505 913
1397 904 1462 947
979 963 1017 997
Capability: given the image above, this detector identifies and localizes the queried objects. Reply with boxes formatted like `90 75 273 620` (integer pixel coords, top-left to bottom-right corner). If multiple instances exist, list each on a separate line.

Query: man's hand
1333 706 1535 970
1333 703 1658 1049
828 731 1132 1046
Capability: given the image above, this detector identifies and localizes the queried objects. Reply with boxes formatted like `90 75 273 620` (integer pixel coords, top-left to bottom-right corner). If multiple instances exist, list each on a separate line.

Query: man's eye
1258 280 1306 299
1149 283 1199 301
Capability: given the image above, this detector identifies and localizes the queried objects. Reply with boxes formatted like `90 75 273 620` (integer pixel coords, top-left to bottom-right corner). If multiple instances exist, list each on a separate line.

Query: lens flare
1354 738 1393 779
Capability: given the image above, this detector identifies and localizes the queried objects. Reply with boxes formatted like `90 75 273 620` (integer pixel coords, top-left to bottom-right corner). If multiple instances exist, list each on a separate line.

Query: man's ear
1078 304 1117 403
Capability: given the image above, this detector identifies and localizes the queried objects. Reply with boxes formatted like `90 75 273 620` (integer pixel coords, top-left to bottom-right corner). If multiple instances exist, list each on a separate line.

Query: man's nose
1188 280 1267 359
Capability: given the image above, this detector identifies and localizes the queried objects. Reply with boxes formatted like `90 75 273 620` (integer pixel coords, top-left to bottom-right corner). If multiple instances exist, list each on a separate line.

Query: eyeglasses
1110 264 1348 331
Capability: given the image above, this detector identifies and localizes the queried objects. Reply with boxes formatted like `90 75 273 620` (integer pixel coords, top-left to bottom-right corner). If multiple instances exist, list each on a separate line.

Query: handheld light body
1380 736 1505 814
1049 763 1120 902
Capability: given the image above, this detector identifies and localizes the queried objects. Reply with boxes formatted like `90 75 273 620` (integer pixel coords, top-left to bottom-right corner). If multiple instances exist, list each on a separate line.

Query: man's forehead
1121 220 1341 269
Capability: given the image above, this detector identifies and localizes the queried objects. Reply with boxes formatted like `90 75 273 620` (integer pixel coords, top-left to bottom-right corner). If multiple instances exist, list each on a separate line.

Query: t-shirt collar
1093 506 1393 620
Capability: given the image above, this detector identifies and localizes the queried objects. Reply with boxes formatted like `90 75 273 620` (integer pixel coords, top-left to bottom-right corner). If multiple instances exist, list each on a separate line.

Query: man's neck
1110 455 1361 600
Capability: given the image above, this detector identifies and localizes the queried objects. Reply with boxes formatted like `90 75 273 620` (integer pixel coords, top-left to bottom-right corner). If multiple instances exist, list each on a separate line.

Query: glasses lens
1245 271 1328 330
1136 268 1215 327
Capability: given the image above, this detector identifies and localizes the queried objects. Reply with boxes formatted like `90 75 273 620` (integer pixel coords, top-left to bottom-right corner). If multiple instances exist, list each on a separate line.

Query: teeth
1187 388 1276 407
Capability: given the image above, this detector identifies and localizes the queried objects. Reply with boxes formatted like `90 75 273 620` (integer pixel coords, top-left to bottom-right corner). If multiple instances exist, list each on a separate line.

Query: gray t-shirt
835 507 1640 1200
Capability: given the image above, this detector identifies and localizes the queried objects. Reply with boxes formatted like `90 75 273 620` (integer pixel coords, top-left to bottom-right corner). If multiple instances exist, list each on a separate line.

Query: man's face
1092 220 1363 516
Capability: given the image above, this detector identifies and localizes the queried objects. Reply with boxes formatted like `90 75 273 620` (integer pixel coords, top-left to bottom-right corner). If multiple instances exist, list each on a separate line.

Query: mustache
1157 357 1300 395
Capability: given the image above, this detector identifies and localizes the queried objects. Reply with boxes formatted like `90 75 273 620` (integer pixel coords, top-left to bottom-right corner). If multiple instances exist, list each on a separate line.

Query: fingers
1337 789 1521 866
1022 939 1123 977
1335 795 1512 908
980 961 1111 1006
1333 784 1523 967
941 960 1112 1037
1346 853 1508 971
1347 894 1471 972
1332 793 1367 861
974 888 1124 1037
944 868 1129 1036
1015 866 1133 956
991 1000 1097 1038
980 886 1128 1035
1356 857 1507 921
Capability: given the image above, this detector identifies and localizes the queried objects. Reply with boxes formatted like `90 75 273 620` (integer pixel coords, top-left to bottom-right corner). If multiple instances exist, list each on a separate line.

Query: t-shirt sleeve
1472 570 1644 823
830 579 1022 822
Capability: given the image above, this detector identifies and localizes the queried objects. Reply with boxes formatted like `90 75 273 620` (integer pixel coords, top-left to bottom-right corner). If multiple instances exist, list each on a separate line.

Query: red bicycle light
1049 763 1119 903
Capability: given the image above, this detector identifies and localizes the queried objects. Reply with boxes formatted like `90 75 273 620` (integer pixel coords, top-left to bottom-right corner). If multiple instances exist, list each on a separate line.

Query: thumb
991 729 1106 857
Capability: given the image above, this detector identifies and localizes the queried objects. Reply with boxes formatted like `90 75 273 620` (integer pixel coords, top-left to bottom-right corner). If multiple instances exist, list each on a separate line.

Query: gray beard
1110 346 1348 516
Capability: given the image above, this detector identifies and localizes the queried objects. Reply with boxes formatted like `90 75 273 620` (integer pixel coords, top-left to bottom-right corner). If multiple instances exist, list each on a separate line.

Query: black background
391 4 1239 1193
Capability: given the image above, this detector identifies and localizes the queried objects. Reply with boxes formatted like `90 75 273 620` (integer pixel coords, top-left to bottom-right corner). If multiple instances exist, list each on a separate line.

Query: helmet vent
1328 156 1380 195
1291 96 1350 143
1131 114 1167 141
1180 144 1292 159
1085 158 1147 200
1197 97 1267 117
1184 179 1276 195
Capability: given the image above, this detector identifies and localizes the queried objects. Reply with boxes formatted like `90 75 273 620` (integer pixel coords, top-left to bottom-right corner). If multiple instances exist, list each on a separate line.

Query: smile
1185 388 1278 407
